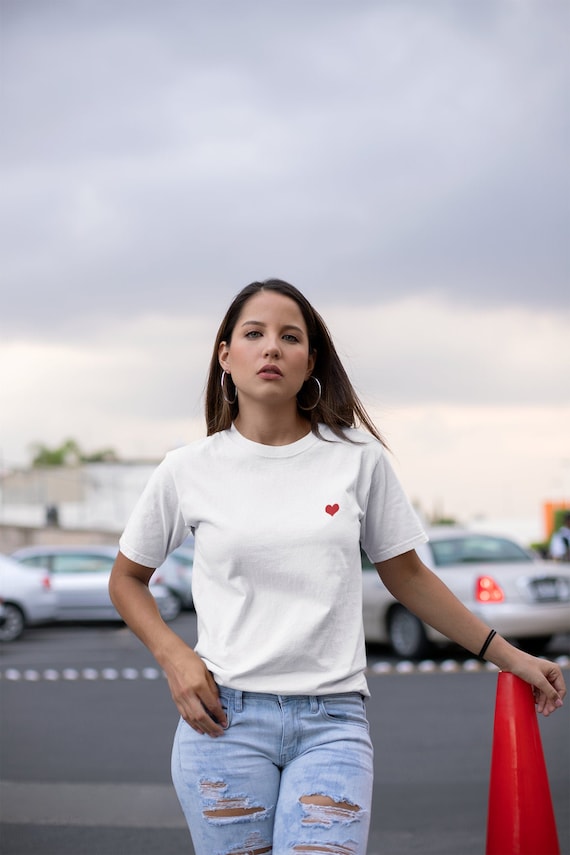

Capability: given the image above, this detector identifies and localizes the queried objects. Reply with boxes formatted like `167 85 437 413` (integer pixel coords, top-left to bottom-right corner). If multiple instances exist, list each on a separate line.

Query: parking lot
1 614 568 854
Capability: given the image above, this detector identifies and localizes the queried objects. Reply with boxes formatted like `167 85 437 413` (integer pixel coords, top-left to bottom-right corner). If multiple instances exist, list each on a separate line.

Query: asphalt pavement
1 615 568 855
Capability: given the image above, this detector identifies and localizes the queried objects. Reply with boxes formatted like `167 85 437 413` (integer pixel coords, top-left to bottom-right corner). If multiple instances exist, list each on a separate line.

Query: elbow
108 551 155 605
108 563 122 607
108 551 131 607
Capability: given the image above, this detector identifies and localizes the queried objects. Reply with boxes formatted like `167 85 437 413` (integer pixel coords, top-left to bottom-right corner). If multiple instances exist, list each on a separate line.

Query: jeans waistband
217 686 364 713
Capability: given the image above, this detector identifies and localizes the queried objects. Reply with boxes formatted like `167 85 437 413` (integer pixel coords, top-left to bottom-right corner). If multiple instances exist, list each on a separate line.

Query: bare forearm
379 555 499 657
108 571 189 668
375 551 566 716
109 554 227 735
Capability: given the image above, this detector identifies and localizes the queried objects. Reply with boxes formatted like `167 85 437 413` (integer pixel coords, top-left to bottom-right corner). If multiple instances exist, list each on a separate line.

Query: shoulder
317 424 386 456
158 432 228 469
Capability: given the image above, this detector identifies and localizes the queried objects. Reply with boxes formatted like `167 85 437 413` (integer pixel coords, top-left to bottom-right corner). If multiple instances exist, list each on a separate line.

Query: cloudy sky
1 1 568 535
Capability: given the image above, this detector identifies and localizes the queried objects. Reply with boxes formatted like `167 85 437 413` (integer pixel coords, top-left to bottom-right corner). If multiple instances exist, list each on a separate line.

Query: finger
170 684 223 736
191 703 226 737
533 684 563 716
535 684 563 715
534 663 565 702
547 666 567 700
183 681 227 735
171 679 226 731
179 668 227 727
538 697 561 717
181 701 225 736
203 672 228 727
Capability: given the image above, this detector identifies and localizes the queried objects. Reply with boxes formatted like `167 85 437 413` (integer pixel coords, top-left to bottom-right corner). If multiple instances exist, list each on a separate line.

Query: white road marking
0 655 567 682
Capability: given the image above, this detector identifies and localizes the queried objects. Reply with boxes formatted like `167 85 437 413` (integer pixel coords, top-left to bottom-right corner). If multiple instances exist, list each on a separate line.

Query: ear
218 340 230 372
305 349 316 380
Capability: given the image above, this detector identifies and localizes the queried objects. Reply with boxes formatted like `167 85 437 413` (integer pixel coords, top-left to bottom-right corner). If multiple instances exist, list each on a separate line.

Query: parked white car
362 528 570 658
11 545 180 623
0 554 57 642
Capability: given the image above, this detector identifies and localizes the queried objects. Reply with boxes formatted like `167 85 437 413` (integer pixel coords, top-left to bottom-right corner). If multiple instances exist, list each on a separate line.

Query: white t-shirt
119 425 427 696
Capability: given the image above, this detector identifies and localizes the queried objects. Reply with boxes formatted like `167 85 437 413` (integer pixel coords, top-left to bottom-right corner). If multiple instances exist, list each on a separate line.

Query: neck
233 405 311 446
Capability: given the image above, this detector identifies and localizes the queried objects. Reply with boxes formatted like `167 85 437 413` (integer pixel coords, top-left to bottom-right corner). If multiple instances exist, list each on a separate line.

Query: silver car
153 543 194 610
362 528 570 658
11 545 180 623
0 554 58 642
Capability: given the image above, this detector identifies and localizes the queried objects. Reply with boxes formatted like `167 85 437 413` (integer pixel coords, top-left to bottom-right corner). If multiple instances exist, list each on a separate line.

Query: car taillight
476 575 504 603
42 575 52 591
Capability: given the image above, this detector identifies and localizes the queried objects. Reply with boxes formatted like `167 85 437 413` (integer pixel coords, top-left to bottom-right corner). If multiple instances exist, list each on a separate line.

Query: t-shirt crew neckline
227 424 321 458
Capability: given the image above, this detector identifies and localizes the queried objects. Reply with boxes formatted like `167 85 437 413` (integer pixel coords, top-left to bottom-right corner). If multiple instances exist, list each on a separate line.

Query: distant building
0 462 158 532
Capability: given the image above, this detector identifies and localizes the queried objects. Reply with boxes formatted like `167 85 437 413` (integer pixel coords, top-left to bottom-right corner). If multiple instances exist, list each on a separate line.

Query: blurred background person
549 512 570 561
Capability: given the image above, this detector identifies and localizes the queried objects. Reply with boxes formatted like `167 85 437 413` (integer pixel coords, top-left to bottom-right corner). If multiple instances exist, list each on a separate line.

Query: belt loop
234 689 243 713
310 696 318 713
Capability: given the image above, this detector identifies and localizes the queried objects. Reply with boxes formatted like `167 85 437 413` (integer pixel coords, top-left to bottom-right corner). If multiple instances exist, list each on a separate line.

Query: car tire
0 603 26 642
388 606 431 659
518 635 552 655
158 592 182 622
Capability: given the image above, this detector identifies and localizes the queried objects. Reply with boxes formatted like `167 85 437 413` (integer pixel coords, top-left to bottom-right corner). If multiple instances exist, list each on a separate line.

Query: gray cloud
1 1 568 339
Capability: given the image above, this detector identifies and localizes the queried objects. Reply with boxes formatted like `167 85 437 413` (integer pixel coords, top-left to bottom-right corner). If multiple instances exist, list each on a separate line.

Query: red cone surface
486 671 560 855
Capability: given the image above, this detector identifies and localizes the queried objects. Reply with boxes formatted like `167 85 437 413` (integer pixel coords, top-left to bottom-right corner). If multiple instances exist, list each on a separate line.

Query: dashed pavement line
1 655 568 682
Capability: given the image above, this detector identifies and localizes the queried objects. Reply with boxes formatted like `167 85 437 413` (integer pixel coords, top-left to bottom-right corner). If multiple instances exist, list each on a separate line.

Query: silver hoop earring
221 370 237 405
297 376 321 411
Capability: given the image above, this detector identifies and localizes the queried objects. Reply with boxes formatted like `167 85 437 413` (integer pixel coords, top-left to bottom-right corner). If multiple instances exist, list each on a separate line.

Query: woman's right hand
109 551 227 736
164 644 228 737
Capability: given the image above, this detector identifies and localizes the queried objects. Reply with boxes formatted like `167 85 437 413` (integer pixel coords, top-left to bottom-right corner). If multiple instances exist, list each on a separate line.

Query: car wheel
518 635 552 655
388 606 431 659
158 592 182 622
0 604 26 642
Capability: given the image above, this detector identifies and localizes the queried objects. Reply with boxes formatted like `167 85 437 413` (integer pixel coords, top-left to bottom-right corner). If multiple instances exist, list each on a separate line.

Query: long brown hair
205 279 386 445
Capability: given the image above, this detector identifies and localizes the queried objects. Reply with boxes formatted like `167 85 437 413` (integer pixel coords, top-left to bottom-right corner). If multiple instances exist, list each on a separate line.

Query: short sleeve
360 450 427 563
119 456 188 568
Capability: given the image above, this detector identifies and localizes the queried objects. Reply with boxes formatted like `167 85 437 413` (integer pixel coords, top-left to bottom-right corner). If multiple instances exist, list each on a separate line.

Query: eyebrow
240 320 305 334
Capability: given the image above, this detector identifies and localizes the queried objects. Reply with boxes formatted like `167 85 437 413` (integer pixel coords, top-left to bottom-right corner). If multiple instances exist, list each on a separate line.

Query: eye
283 333 300 343
245 330 262 339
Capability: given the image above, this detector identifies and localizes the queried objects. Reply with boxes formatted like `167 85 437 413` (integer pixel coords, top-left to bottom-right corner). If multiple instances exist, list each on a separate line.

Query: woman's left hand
506 653 567 716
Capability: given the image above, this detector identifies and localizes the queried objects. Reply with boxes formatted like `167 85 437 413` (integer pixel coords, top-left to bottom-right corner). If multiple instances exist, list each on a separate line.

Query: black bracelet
478 629 497 660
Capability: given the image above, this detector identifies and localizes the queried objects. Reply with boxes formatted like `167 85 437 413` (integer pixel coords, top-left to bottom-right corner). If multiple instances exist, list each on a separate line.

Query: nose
263 338 281 359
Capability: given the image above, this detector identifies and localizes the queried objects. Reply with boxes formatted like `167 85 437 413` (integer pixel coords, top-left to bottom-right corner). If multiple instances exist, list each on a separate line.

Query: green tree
30 438 82 467
29 439 119 466
81 447 119 463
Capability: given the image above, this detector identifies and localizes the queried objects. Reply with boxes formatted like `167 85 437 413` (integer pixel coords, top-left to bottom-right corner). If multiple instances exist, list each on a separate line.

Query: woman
109 279 565 854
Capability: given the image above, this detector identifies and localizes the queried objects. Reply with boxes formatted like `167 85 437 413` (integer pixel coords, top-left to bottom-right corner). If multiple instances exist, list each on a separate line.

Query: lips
258 364 283 378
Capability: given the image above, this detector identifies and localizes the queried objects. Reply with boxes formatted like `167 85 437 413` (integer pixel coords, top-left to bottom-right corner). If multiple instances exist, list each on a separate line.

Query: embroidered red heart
325 503 339 516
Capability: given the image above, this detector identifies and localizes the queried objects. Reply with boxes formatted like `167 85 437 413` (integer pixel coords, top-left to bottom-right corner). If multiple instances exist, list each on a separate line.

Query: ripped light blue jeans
171 687 374 855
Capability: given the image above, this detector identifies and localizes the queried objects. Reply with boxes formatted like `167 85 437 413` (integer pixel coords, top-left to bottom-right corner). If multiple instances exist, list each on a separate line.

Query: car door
49 552 117 619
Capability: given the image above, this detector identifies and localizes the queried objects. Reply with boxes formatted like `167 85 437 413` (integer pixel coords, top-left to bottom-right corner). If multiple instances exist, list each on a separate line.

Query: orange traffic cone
486 671 560 855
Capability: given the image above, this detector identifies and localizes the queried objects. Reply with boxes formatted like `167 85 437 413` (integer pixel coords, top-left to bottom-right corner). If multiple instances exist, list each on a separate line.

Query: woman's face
218 290 315 409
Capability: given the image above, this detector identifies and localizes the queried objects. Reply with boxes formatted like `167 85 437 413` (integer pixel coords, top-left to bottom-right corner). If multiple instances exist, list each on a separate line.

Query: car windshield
430 535 533 566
